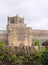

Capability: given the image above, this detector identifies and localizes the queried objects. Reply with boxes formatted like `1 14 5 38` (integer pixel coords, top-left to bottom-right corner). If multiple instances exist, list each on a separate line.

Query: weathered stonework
0 15 48 47
32 30 48 44
7 15 32 47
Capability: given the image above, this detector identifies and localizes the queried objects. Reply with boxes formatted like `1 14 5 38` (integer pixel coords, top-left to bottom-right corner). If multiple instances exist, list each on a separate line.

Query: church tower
7 15 32 47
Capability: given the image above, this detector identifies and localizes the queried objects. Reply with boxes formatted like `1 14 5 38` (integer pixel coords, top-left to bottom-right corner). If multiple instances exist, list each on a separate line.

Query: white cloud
0 0 48 30
31 18 48 30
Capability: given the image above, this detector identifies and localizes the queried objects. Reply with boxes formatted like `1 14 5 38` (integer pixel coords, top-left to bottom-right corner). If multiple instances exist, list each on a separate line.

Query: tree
0 41 6 50
33 39 40 51
34 39 40 46
41 47 48 65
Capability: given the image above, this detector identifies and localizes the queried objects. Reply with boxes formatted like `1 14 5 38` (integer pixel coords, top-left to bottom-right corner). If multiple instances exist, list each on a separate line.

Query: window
11 18 14 23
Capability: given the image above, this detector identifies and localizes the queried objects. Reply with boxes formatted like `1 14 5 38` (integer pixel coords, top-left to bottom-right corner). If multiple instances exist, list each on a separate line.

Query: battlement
0 15 48 47
8 15 24 24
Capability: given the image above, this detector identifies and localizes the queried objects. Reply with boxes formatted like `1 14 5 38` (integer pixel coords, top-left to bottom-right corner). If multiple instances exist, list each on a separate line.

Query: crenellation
0 15 48 46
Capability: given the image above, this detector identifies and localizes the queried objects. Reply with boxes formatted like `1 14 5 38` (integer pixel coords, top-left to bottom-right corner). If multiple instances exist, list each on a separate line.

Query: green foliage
0 54 5 60
0 41 6 50
37 47 46 57
41 47 48 65
34 39 40 46
0 40 48 65
0 41 6 46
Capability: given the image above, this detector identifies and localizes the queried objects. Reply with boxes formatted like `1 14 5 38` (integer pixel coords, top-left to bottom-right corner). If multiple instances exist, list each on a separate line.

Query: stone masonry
0 15 48 47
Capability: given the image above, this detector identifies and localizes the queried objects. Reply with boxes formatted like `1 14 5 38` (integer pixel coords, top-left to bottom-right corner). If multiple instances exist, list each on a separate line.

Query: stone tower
7 15 32 47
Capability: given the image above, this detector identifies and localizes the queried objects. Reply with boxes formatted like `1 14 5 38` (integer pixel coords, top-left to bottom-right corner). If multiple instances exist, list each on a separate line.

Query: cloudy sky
0 0 48 30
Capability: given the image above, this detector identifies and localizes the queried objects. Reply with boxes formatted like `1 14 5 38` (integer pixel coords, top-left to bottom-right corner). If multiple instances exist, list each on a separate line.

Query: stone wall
32 29 48 44
0 16 48 46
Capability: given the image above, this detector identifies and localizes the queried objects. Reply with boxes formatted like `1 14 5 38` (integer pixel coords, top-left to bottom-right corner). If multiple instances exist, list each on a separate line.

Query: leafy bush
41 47 48 65
34 39 40 46
0 40 48 65
0 41 6 50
